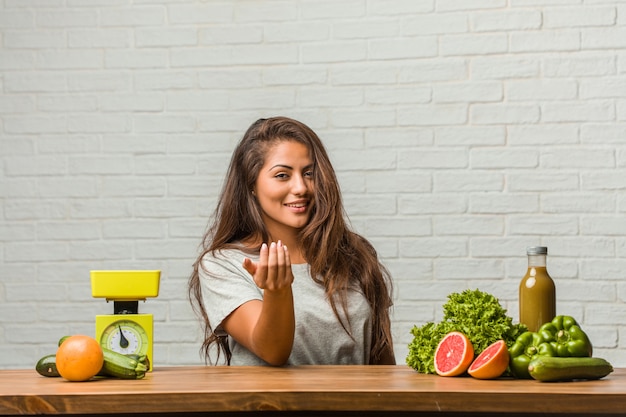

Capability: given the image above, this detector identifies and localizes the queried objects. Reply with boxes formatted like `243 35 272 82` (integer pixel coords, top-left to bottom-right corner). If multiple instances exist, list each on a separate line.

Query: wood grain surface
1 365 624 416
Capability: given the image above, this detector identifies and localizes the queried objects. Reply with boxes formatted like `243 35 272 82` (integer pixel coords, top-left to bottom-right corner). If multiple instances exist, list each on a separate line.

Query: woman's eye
275 173 288 179
304 170 313 178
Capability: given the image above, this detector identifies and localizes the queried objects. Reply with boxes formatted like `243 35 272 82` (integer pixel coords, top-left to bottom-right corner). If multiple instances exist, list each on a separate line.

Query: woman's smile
285 199 310 212
254 140 315 237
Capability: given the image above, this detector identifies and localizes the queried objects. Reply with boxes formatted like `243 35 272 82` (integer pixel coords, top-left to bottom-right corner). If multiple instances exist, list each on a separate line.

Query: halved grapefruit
468 339 510 380
434 332 474 377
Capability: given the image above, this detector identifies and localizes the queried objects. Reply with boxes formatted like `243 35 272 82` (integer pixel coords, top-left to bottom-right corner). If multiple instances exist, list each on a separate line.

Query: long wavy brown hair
188 117 393 365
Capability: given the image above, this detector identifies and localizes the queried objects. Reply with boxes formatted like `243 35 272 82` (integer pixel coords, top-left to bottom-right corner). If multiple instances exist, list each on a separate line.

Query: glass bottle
519 246 556 332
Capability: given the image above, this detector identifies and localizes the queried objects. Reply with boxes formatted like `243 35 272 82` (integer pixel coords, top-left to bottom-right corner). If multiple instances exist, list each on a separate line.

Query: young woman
188 117 395 366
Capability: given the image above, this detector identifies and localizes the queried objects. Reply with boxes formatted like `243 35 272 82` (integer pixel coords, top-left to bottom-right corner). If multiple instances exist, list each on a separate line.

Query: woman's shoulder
198 248 255 282
203 246 249 262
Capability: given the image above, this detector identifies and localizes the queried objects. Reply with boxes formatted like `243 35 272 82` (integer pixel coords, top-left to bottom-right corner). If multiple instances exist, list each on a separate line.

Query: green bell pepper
538 315 593 357
509 331 557 379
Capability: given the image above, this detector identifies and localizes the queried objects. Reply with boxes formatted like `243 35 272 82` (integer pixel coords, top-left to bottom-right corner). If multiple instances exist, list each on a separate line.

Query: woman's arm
221 241 295 365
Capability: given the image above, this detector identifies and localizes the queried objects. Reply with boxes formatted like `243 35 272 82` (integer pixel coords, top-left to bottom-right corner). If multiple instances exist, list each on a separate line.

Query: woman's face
254 140 315 239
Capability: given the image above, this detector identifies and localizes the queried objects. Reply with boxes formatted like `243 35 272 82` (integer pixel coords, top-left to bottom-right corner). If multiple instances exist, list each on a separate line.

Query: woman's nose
291 174 308 194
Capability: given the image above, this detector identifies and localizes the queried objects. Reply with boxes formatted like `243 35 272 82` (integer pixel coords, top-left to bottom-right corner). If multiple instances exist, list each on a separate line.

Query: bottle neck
527 254 547 268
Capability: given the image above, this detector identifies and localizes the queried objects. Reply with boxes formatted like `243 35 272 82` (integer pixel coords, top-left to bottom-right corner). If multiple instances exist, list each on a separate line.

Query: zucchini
528 356 613 382
35 354 60 377
126 354 150 371
52 336 148 379
58 335 70 347
99 348 148 379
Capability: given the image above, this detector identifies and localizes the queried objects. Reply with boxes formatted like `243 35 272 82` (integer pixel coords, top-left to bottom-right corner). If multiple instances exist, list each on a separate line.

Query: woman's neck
287 247 306 264
273 235 305 264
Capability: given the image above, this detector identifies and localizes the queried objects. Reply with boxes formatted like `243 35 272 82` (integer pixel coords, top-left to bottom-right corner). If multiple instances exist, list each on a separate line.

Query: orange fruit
434 331 474 377
56 335 104 382
468 339 510 380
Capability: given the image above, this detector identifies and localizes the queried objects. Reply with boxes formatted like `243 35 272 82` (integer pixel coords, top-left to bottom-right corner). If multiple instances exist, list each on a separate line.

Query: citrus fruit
56 335 104 382
468 339 510 380
434 331 474 377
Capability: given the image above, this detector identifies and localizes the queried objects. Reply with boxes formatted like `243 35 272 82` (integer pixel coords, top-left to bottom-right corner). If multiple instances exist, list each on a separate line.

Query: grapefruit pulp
468 339 510 379
434 332 474 377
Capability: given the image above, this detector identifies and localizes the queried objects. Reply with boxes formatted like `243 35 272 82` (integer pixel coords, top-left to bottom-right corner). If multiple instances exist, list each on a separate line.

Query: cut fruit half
468 339 510 380
434 331 474 377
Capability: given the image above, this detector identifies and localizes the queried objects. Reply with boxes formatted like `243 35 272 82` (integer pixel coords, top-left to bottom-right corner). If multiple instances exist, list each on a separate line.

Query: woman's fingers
282 244 292 274
265 242 278 288
242 257 258 276
274 241 286 286
281 244 294 286
247 241 293 291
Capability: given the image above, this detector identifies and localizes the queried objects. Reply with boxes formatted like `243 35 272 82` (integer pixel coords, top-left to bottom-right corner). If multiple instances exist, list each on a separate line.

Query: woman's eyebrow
269 163 313 169
268 164 293 171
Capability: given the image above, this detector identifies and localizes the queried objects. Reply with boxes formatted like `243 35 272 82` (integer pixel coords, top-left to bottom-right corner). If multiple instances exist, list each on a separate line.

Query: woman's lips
285 200 309 213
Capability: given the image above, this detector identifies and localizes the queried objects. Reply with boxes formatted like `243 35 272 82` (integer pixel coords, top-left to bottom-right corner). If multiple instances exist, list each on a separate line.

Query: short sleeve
199 249 263 333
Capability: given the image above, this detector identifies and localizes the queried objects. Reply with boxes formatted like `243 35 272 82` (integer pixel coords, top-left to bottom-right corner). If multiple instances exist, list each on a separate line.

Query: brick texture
1 1 625 369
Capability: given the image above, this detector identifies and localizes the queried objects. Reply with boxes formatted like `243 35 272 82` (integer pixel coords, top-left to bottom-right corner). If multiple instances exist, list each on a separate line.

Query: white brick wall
1 0 625 369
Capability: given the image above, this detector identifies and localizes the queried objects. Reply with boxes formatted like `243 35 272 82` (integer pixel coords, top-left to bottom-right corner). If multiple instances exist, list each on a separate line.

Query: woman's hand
243 241 294 292
221 240 296 365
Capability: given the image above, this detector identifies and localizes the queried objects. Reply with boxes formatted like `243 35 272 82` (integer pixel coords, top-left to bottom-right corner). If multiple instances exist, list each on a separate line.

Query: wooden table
1 366 625 416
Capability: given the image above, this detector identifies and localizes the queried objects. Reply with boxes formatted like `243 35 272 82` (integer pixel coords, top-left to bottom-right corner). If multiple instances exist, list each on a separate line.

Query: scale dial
100 319 149 356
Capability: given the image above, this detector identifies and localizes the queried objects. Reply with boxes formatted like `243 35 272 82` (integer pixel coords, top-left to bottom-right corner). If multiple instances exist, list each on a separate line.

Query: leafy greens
406 289 527 374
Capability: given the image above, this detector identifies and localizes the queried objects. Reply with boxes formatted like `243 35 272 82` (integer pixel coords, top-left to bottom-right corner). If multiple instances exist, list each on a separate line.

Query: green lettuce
406 289 527 374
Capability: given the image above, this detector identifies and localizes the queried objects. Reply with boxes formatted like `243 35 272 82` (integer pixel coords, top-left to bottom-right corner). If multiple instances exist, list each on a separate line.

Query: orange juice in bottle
519 246 556 332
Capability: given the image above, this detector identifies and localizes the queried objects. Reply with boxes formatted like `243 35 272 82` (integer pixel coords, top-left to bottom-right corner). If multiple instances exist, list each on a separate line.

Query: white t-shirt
199 248 372 365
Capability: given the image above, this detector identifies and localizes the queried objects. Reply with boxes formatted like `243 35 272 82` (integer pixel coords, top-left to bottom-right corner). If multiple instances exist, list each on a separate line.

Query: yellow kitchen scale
90 270 160 371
